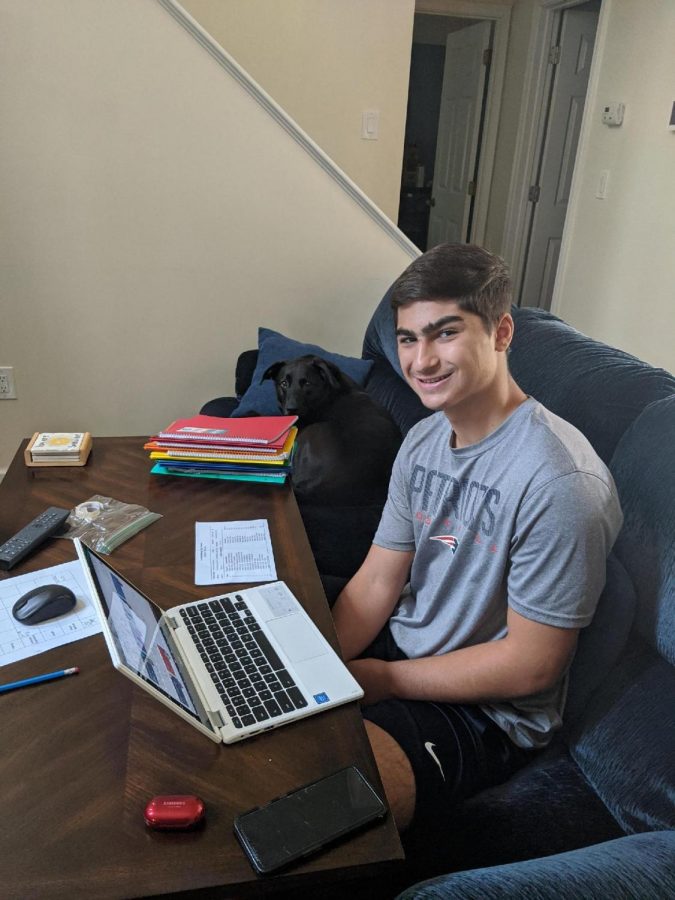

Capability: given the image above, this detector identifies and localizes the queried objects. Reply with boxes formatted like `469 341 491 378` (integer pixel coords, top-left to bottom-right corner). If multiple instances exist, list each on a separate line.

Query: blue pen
0 666 79 694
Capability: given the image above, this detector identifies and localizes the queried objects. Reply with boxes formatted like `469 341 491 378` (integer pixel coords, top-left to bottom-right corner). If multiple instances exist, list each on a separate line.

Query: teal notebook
151 463 287 484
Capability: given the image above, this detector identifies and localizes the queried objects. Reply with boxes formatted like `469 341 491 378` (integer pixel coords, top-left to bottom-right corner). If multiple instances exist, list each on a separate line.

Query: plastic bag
59 494 162 554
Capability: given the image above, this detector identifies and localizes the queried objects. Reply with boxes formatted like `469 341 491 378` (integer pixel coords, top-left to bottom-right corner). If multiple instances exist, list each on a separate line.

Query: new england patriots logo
429 534 459 554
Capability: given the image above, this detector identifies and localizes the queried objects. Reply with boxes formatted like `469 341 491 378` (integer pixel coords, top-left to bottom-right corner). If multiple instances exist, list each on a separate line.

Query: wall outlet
0 367 17 399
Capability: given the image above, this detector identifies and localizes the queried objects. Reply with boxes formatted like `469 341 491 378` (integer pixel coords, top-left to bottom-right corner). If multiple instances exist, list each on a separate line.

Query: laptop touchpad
267 616 327 663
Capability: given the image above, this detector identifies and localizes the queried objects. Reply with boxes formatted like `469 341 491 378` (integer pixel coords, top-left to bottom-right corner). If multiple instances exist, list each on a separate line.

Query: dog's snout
281 387 303 416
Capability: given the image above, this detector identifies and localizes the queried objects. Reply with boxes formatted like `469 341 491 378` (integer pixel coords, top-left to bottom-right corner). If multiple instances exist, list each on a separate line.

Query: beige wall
185 0 540 257
181 0 415 222
2 0 672 474
554 0 675 372
0 0 415 472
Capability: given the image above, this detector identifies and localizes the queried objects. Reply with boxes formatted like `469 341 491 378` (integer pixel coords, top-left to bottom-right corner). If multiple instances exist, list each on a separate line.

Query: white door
519 5 599 309
427 21 492 249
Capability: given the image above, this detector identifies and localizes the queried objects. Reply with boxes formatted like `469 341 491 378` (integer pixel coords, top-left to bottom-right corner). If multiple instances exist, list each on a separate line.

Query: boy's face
395 299 511 417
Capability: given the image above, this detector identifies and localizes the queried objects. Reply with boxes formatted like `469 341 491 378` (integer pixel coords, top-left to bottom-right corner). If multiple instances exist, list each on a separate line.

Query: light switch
361 109 379 140
596 169 610 199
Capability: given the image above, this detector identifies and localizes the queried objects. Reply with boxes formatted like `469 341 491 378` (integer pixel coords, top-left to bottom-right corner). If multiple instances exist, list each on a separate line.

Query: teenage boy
332 243 623 834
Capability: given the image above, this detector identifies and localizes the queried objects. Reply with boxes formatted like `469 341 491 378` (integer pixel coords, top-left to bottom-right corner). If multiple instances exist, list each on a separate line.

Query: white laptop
75 539 363 744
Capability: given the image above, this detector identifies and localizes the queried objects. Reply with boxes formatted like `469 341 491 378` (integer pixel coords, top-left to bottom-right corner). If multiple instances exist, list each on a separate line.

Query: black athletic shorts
360 626 534 831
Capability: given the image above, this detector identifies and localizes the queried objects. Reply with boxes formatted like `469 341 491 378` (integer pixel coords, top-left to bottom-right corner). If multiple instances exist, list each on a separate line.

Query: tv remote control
0 506 72 571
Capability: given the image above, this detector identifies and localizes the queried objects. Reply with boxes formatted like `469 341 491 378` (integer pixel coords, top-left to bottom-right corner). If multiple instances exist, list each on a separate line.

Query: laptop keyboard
179 595 308 730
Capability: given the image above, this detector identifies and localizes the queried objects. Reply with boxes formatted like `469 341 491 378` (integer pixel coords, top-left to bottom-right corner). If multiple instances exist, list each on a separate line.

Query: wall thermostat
602 102 625 126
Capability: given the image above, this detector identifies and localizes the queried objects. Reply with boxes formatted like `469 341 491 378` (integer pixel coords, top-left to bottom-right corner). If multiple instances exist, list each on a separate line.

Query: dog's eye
279 379 288 389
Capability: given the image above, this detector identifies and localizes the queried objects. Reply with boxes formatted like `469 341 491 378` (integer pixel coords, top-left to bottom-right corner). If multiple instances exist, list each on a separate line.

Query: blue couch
361 295 675 898
206 295 675 896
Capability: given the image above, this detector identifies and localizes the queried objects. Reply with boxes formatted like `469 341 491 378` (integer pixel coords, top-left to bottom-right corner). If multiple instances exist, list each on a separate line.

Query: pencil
0 666 80 694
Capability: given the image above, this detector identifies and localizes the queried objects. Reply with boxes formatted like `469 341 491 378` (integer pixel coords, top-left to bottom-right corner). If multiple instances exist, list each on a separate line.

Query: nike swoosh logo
424 741 445 781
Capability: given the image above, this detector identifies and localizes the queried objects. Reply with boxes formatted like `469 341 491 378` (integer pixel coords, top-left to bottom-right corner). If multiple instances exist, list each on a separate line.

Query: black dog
263 355 401 506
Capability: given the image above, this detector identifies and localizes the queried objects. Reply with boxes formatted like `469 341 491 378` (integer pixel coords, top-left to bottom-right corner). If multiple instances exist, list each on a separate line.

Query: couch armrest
199 396 239 417
235 348 259 398
398 831 675 900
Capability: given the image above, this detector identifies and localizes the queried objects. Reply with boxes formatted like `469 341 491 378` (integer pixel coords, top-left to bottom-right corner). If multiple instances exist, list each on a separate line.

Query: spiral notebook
156 415 297 447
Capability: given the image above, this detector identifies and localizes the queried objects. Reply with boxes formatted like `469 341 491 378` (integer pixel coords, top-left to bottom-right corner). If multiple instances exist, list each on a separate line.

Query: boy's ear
494 314 514 352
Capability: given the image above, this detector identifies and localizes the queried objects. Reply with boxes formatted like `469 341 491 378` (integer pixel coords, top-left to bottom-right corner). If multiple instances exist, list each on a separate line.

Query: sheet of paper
0 560 101 667
195 519 277 585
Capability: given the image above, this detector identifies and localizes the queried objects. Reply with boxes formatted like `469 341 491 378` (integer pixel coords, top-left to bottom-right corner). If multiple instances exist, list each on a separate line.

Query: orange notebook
155 414 298 448
145 427 297 460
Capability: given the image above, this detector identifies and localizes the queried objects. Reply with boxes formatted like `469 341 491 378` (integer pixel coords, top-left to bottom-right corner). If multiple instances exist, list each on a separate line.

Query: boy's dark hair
390 243 512 332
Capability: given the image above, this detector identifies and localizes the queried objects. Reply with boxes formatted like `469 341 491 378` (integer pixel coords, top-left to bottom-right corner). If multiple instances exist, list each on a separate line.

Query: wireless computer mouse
12 584 77 625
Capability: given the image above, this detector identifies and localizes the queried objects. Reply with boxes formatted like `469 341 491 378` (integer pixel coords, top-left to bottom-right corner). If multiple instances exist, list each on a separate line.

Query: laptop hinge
166 614 180 630
211 710 226 728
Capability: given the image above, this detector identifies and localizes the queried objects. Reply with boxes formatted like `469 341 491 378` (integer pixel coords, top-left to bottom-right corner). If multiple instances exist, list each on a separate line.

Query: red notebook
155 414 298 447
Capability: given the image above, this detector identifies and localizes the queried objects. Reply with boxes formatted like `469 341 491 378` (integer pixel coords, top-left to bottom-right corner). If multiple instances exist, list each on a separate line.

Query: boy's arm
349 607 578 705
332 544 414 662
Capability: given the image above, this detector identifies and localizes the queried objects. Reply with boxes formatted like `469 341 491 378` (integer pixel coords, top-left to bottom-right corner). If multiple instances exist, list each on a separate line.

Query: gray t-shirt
374 397 623 749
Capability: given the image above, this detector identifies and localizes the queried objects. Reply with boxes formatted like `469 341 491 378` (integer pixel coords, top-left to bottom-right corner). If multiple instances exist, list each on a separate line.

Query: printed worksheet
0 561 101 667
195 519 277 585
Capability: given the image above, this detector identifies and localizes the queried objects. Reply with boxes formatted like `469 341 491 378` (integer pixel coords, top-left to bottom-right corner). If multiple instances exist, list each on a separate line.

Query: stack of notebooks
146 414 298 485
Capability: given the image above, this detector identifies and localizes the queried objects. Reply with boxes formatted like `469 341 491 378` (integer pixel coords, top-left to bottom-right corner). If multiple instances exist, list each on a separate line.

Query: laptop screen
81 544 204 722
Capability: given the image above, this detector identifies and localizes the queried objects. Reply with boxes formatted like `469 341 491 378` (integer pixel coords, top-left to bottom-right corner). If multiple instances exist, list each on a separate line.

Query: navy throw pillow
233 327 374 416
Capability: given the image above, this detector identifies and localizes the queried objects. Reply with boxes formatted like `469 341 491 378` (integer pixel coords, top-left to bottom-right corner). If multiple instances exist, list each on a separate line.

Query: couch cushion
402 741 624 879
365 358 431 436
609 395 675 663
508 308 675 464
362 283 402 374
567 642 675 834
566 397 675 834
563 553 636 726
233 327 374 416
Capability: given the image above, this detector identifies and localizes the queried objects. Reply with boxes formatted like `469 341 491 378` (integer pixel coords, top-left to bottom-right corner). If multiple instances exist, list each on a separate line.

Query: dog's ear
310 356 344 391
262 361 286 383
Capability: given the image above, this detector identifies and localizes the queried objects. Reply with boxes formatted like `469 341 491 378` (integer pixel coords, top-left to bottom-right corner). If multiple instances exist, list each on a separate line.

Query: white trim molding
550 0 611 316
156 0 419 260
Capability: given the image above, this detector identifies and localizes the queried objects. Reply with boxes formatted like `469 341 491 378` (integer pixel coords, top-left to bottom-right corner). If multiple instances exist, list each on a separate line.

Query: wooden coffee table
0 437 403 898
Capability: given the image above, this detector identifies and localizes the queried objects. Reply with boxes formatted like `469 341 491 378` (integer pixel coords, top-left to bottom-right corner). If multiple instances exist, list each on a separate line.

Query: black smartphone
233 765 387 875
